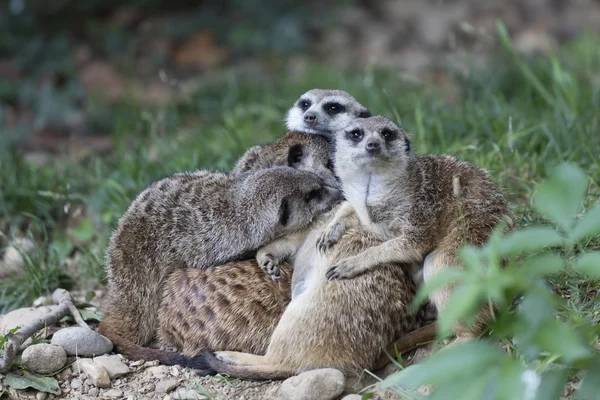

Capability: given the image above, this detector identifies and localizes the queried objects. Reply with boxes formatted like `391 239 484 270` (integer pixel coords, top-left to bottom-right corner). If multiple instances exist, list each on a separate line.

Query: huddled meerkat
99 166 342 346
285 89 371 138
317 116 512 338
196 212 432 379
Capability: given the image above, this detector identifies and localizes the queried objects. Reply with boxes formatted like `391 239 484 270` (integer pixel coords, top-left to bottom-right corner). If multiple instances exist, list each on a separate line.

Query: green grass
0 31 599 319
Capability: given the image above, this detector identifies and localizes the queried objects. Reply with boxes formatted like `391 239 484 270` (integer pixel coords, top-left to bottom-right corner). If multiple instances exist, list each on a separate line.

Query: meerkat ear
404 137 411 153
287 144 304 167
357 109 372 118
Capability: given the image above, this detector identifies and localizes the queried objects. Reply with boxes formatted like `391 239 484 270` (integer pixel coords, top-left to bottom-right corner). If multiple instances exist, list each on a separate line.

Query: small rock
57 367 72 380
94 354 130 378
170 365 181 376
156 378 179 393
88 387 99 397
36 392 48 400
172 388 206 400
103 389 124 398
51 327 113 356
147 365 170 378
0 306 56 336
21 344 67 374
139 383 156 394
74 359 111 388
279 368 345 400
70 378 82 389
341 395 362 400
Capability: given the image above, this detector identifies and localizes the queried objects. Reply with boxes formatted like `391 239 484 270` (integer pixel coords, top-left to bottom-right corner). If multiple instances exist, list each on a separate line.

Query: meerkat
99 166 342 346
285 89 371 138
196 212 432 379
316 116 512 339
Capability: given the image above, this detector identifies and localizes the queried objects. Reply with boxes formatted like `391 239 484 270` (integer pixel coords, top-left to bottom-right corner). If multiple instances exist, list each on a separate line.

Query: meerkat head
333 116 412 174
235 167 343 236
233 132 339 189
285 89 371 137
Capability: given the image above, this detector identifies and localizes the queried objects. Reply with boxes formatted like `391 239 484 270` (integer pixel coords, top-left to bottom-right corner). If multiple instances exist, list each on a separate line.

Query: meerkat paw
325 255 363 281
317 223 344 254
257 252 281 281
214 351 244 365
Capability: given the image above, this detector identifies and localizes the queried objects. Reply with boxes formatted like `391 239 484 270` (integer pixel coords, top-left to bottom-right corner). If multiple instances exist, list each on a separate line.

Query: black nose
304 112 317 123
366 141 381 153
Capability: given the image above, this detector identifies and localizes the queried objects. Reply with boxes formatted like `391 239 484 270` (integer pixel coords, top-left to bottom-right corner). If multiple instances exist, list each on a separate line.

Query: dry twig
0 288 90 373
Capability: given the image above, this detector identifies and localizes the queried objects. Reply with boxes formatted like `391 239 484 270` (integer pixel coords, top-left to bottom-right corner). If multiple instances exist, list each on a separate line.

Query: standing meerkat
317 116 512 338
285 89 371 138
99 166 342 346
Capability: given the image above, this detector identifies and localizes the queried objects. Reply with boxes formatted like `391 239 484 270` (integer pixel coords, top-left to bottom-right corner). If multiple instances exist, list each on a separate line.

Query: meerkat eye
305 188 322 202
324 102 346 115
299 99 311 111
345 129 363 142
381 128 397 141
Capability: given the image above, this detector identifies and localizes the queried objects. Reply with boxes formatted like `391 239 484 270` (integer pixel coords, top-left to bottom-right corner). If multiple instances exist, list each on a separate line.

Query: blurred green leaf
534 319 592 365
6 371 61 394
499 227 565 256
573 204 600 242
519 253 565 281
573 252 600 278
576 355 600 400
411 268 468 309
535 369 570 400
438 283 483 338
533 163 588 231
381 341 504 389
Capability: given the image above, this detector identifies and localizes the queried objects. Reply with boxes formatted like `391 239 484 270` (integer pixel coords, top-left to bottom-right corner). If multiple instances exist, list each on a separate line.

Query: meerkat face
238 167 343 235
335 116 411 172
285 89 371 137
285 134 339 190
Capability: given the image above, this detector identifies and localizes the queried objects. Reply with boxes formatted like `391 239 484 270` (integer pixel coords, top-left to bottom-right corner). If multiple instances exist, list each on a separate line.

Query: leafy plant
380 163 600 399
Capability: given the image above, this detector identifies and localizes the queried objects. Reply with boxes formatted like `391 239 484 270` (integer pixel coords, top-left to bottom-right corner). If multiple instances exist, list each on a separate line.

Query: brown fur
99 166 341 346
319 116 513 338
202 211 431 379
158 260 292 356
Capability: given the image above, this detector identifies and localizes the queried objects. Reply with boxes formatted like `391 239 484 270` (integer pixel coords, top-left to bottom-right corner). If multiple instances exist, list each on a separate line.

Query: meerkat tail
201 351 295 380
374 323 438 369
100 326 216 374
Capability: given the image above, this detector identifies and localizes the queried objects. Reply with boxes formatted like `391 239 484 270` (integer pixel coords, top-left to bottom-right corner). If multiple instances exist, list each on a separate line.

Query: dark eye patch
287 144 304 167
345 129 364 142
404 137 411 152
323 102 346 115
381 128 397 141
305 188 322 202
298 99 311 111
279 198 290 226
357 109 371 118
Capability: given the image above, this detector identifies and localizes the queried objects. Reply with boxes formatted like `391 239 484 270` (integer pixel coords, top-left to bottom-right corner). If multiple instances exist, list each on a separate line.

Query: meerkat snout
286 89 371 137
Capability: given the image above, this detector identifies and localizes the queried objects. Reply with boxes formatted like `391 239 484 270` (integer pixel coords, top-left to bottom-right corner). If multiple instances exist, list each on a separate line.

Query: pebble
21 344 67 374
279 368 345 400
103 389 124 398
147 365 170 378
172 388 207 400
70 378 82 389
170 365 181 376
88 387 99 397
0 306 56 337
51 327 113 356
156 378 179 393
341 395 362 400
36 393 48 400
94 354 130 378
74 359 111 388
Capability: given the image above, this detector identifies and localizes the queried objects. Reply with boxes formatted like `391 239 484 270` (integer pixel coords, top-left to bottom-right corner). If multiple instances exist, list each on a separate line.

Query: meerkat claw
326 266 339 281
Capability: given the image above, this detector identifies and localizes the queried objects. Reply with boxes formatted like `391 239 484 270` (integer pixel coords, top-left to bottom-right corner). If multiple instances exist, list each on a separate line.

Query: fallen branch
374 323 438 370
0 288 91 373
